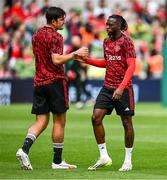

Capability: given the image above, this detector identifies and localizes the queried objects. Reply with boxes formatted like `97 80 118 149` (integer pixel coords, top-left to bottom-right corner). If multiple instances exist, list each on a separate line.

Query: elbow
52 59 62 65
51 54 63 65
129 64 136 75
132 65 136 75
53 61 61 66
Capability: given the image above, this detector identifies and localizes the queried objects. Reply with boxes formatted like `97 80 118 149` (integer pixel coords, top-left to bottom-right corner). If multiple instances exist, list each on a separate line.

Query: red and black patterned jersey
32 26 65 86
103 34 136 89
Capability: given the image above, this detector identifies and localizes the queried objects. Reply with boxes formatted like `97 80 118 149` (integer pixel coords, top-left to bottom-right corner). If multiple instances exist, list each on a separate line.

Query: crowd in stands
0 0 166 80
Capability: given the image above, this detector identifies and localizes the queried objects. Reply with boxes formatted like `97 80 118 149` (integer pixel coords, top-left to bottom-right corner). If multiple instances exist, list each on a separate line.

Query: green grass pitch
0 103 167 179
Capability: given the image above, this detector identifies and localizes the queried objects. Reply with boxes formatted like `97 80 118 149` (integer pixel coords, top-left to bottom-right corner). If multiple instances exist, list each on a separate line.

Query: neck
45 24 57 31
109 31 122 41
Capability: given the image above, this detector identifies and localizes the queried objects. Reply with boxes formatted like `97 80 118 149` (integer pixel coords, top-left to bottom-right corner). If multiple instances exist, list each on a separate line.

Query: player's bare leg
51 113 77 169
16 114 50 170
119 115 134 172
88 109 112 170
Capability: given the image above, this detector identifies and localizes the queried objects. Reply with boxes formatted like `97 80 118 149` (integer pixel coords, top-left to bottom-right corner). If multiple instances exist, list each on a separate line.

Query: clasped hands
73 47 89 63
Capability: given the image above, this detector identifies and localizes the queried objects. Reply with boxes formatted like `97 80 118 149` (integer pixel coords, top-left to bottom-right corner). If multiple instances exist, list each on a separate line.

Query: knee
122 118 128 127
91 114 102 126
122 117 133 130
37 120 49 130
28 121 48 134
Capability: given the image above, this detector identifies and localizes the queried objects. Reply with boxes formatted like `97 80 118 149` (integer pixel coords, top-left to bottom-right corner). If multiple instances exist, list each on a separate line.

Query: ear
51 19 57 24
117 21 122 30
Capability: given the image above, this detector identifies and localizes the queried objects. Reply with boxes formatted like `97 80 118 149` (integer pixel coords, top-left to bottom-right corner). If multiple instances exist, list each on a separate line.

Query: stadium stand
0 0 166 80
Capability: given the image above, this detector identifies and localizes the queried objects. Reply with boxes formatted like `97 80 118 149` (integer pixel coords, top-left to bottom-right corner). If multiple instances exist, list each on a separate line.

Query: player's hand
112 88 124 100
73 53 85 63
74 47 89 58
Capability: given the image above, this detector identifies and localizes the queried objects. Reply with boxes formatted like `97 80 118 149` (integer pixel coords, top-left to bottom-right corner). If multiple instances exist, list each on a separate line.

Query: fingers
73 54 85 63
77 58 86 63
74 47 89 57
112 88 123 100
112 92 118 100
73 47 89 63
112 93 121 100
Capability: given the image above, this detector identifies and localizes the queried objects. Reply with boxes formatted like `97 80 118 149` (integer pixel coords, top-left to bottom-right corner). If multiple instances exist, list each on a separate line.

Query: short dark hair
45 7 66 24
109 14 128 31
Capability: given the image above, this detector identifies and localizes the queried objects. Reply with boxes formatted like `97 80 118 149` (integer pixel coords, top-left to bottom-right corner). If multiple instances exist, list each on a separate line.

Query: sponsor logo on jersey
108 55 121 60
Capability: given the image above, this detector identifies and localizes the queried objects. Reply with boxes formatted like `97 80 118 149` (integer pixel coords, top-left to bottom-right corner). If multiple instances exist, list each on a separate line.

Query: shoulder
32 27 50 39
103 37 109 43
103 37 109 45
43 27 63 43
54 31 63 41
32 27 44 42
121 35 135 50
123 34 134 44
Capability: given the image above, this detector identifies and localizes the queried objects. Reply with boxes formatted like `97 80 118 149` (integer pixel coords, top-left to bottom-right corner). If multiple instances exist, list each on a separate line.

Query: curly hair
108 14 128 31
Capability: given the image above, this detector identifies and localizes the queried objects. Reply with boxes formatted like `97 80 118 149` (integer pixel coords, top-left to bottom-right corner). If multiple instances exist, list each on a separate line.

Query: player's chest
104 40 124 55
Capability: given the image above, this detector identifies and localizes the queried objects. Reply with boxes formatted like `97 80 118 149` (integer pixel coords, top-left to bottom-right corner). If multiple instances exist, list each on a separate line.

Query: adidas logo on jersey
124 107 130 111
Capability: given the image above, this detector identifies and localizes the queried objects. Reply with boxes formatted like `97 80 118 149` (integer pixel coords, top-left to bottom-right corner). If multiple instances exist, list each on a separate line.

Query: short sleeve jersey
32 26 65 86
103 34 136 89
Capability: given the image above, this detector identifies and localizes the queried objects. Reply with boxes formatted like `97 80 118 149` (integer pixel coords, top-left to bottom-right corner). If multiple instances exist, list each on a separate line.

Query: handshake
73 47 89 63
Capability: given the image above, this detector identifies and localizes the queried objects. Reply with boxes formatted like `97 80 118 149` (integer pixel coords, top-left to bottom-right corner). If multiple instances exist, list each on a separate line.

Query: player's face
106 18 120 35
53 15 66 30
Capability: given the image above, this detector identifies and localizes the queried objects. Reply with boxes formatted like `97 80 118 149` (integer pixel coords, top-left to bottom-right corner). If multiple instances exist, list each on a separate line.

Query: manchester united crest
114 45 121 52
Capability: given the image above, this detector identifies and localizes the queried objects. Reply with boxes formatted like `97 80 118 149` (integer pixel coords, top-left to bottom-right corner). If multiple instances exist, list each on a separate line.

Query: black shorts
94 86 135 116
31 79 69 115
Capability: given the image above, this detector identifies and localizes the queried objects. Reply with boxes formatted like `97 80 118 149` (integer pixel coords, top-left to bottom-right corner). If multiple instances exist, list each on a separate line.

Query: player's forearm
118 58 136 90
85 57 106 68
51 53 74 65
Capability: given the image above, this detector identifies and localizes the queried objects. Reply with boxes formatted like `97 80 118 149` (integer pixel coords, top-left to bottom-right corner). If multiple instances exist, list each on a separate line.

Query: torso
32 26 65 86
103 34 136 89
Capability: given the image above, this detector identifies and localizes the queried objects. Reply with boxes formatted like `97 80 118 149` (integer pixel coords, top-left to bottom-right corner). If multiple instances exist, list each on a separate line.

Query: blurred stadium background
0 0 167 106
0 0 167 105
0 0 167 179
